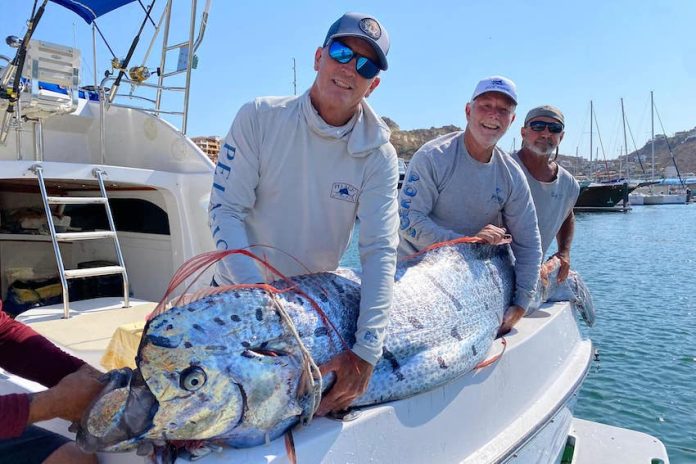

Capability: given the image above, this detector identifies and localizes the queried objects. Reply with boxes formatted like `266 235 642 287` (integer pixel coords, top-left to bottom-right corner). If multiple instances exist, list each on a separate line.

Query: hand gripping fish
77 238 593 457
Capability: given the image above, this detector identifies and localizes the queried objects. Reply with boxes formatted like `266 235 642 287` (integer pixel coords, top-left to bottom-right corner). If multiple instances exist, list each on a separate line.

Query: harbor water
572 205 696 463
341 204 695 463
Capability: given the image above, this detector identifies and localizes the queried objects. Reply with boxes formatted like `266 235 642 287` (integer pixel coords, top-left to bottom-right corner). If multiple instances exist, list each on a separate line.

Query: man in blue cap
209 13 398 415
398 76 542 336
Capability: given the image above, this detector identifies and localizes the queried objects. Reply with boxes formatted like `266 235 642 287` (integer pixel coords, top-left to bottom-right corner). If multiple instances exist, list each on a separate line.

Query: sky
2 1 695 160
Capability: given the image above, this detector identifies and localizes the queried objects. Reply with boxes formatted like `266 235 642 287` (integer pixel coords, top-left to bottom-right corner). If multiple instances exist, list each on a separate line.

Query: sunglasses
328 40 381 79
528 120 564 134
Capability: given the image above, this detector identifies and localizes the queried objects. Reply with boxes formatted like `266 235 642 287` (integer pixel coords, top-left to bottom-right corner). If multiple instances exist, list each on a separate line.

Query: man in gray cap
208 12 398 416
512 106 579 282
398 76 542 336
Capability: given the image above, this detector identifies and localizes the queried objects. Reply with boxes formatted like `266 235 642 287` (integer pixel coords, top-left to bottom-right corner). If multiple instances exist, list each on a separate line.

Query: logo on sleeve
331 182 360 203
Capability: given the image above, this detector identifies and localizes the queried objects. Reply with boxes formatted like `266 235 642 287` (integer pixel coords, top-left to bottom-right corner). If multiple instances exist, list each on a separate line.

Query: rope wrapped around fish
76 237 594 457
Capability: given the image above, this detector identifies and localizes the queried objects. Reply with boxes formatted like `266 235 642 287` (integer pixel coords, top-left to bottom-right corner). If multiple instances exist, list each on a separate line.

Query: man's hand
475 224 509 245
497 305 525 337
316 350 374 416
29 364 104 424
552 251 571 282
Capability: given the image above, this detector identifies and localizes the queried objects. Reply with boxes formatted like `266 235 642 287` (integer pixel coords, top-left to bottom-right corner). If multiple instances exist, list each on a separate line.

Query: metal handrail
93 168 130 309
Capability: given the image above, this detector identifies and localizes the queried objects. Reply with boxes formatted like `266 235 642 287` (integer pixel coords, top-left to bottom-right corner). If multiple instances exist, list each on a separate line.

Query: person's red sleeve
0 393 31 438
0 302 85 438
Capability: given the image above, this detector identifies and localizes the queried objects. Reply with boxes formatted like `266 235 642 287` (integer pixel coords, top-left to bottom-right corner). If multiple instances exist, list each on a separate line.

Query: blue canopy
50 0 137 24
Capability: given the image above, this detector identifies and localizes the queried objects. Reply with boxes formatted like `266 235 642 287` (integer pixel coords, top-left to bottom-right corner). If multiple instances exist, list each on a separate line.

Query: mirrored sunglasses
528 120 564 134
328 40 380 80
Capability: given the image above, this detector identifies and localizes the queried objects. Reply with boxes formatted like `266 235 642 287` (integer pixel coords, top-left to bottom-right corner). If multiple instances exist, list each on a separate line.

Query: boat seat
19 40 81 119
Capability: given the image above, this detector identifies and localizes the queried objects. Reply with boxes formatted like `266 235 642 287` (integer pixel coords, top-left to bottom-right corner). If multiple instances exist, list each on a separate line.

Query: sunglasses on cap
528 120 564 134
328 40 380 80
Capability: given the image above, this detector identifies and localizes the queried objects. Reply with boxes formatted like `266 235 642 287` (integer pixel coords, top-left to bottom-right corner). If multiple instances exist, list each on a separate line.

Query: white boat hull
643 193 687 205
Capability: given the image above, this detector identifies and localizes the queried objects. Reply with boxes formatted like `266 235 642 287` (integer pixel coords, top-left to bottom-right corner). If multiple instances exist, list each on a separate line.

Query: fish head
79 290 311 451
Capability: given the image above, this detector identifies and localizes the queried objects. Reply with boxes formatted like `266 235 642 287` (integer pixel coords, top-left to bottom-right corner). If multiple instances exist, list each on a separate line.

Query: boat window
65 199 170 235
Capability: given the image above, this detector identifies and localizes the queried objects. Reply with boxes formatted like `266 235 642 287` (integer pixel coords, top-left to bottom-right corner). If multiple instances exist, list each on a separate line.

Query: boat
574 179 635 212
0 2 669 463
573 101 640 212
633 92 689 206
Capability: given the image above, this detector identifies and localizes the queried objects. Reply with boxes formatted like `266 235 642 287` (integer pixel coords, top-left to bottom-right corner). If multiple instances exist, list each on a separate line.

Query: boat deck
569 418 669 463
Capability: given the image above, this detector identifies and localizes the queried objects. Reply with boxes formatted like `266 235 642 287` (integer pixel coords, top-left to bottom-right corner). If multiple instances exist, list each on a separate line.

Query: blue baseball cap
323 12 390 71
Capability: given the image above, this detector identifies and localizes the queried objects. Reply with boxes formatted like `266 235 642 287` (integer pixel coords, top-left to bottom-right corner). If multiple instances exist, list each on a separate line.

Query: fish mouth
77 367 159 452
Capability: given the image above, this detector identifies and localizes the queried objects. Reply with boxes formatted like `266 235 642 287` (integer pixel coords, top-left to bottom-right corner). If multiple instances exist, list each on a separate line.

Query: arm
318 148 399 415
501 166 543 314
552 211 575 282
353 149 399 365
27 364 103 425
0 309 97 438
209 102 265 284
398 149 460 251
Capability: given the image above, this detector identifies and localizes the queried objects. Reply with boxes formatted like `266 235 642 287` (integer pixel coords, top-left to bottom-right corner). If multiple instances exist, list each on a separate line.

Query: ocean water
572 205 696 463
341 204 696 462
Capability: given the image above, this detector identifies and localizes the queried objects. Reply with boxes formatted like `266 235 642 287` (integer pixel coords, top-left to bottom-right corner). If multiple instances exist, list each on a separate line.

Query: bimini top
50 0 137 24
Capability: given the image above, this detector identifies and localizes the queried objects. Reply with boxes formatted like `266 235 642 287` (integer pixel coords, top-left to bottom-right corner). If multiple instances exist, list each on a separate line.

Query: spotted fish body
79 242 532 452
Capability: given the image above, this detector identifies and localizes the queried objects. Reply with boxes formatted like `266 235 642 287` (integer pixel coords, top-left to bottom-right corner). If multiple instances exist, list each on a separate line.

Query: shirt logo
331 182 359 203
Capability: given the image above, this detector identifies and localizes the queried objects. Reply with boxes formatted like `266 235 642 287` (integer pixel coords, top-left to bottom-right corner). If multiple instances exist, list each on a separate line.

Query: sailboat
637 92 688 205
574 101 639 212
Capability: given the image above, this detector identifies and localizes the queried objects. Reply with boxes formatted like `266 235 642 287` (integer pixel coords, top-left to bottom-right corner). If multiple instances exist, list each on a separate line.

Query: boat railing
99 75 186 116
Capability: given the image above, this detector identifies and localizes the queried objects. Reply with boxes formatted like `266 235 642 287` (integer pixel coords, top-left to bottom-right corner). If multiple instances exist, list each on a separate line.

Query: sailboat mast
650 91 655 180
590 100 594 181
621 98 629 179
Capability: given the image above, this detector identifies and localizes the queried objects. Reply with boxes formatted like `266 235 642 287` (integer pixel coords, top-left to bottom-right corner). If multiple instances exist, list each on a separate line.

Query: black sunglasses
528 120 564 134
328 40 380 79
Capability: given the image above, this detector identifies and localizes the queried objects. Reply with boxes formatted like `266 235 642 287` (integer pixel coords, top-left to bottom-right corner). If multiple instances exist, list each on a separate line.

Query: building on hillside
191 135 221 162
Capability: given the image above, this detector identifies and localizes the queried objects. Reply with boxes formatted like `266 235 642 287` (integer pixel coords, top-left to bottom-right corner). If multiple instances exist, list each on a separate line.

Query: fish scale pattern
79 242 518 451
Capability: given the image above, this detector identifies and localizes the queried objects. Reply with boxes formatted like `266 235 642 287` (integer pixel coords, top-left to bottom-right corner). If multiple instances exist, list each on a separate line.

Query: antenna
292 57 297 95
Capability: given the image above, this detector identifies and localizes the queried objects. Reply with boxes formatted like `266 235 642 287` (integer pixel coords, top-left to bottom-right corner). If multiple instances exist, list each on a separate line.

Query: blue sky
2 1 695 160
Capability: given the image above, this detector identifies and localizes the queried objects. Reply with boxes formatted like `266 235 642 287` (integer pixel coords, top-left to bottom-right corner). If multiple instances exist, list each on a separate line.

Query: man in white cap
209 12 398 415
512 106 579 281
398 76 542 335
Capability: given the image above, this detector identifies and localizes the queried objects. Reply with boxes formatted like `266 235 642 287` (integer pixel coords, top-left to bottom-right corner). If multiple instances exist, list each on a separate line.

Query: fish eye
179 366 207 391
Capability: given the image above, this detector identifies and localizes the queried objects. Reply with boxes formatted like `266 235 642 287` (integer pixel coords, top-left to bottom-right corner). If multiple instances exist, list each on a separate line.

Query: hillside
195 121 696 179
560 126 696 178
383 117 459 161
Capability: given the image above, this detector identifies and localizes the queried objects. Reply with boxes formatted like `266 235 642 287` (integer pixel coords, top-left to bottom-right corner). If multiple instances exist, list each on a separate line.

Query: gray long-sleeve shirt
208 91 399 365
398 131 542 311
511 151 580 256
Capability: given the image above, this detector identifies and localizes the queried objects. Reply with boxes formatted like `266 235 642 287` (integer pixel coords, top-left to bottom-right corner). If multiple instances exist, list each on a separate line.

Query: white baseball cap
471 75 517 104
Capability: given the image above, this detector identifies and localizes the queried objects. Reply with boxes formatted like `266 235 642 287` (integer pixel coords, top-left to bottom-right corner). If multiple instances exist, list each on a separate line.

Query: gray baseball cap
524 105 565 126
323 12 390 71
471 75 518 104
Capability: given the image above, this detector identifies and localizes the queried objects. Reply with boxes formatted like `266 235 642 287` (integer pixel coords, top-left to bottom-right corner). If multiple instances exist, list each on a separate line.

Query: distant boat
573 101 638 212
642 192 687 205
575 179 644 212
635 92 689 205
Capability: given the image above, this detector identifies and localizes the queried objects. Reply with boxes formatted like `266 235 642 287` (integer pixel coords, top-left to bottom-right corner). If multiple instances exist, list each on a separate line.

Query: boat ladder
30 165 130 318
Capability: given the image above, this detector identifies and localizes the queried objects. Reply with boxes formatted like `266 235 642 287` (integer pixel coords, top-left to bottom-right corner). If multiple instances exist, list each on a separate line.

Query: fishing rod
108 0 157 103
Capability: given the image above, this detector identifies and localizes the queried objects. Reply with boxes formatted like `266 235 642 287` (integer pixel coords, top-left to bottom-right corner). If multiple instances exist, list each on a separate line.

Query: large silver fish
77 239 592 455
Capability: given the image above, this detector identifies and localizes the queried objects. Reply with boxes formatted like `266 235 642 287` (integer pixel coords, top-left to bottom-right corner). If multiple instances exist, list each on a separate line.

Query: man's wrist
27 390 56 424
